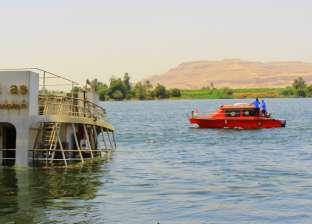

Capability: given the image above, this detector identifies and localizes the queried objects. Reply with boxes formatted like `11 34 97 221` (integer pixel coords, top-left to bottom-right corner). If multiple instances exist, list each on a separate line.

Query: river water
1 99 312 224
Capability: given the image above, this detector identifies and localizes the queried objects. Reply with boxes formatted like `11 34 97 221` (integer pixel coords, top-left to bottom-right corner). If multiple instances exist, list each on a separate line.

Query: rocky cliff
146 59 312 89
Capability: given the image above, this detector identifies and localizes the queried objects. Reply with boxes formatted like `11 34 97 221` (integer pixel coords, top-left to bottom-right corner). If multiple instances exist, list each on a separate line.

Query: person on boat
261 99 267 116
252 97 260 115
252 97 260 108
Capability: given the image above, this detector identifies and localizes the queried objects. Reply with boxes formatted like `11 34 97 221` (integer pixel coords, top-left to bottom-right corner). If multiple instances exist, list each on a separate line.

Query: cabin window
242 109 257 116
225 109 240 117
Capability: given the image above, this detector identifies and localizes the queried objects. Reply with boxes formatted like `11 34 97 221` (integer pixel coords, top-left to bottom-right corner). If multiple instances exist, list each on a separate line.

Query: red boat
189 103 286 129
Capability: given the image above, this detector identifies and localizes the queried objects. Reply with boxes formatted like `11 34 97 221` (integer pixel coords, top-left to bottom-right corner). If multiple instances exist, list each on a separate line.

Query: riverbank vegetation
280 77 312 97
181 77 312 99
94 73 181 101
181 87 283 99
87 74 312 101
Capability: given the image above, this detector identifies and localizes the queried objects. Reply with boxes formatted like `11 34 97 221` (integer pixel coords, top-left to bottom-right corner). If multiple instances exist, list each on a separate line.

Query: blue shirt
261 101 267 110
253 100 260 109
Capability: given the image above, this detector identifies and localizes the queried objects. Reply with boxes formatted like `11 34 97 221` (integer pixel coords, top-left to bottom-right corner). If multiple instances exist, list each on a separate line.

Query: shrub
170 88 181 97
111 90 124 100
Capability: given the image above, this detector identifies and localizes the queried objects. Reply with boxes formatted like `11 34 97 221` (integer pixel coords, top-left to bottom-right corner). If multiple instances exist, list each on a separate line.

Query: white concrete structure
0 71 39 166
0 69 115 167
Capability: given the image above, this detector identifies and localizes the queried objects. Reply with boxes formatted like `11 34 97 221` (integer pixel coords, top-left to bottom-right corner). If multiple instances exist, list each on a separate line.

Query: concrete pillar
0 71 39 167
14 121 30 167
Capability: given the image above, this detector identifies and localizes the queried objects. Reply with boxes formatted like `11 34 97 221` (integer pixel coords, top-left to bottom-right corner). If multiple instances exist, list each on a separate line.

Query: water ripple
1 99 312 223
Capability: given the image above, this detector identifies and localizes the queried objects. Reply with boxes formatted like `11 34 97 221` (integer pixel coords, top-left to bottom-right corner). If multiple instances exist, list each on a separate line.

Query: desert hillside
146 59 312 89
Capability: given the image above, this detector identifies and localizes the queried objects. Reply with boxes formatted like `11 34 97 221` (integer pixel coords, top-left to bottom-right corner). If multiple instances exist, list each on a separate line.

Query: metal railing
0 68 80 92
30 123 116 166
39 95 107 121
190 110 270 118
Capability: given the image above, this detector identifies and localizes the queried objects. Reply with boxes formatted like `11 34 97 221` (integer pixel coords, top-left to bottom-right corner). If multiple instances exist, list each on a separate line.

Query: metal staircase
33 122 61 164
42 122 57 148
44 122 61 163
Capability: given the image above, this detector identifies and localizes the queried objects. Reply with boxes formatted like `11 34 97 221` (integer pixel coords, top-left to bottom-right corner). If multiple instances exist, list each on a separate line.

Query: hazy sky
0 0 311 84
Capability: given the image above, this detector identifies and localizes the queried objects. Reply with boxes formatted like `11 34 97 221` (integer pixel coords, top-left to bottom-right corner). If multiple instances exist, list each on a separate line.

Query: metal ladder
42 123 57 148
42 122 61 163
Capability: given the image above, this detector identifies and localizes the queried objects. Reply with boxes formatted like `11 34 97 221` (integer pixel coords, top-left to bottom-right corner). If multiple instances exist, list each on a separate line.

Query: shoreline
99 95 305 102
99 87 307 101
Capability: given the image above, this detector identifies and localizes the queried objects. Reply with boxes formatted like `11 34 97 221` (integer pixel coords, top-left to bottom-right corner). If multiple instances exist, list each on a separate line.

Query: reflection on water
0 168 18 217
0 159 110 224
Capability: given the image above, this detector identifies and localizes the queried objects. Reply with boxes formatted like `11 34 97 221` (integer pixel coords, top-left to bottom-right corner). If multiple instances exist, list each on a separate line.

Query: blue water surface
1 98 312 224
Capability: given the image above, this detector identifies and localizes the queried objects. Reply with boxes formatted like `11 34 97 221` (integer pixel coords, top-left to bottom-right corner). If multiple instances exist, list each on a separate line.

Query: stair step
38 123 61 153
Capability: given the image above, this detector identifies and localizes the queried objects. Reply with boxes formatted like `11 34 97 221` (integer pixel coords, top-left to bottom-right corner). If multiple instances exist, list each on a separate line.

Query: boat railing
191 110 270 118
39 95 107 121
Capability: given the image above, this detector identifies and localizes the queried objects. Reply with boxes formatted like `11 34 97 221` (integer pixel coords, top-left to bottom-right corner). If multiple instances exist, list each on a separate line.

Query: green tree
97 84 108 101
143 80 155 100
154 84 169 99
148 90 155 99
292 77 308 97
123 72 131 92
220 87 233 97
292 77 306 90
281 86 295 96
144 80 152 89
307 85 312 97
107 77 127 100
134 82 146 100
111 90 124 100
170 88 181 97
296 89 306 97
133 81 155 100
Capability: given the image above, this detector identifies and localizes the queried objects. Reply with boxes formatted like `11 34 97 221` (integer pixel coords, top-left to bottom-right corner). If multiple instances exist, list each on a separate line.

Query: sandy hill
146 59 312 89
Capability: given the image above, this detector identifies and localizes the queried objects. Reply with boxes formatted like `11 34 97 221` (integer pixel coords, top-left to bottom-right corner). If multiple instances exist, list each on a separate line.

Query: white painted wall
0 71 39 166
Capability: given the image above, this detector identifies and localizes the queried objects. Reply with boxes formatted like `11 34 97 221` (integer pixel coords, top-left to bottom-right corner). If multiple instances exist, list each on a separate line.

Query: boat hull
189 117 286 129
